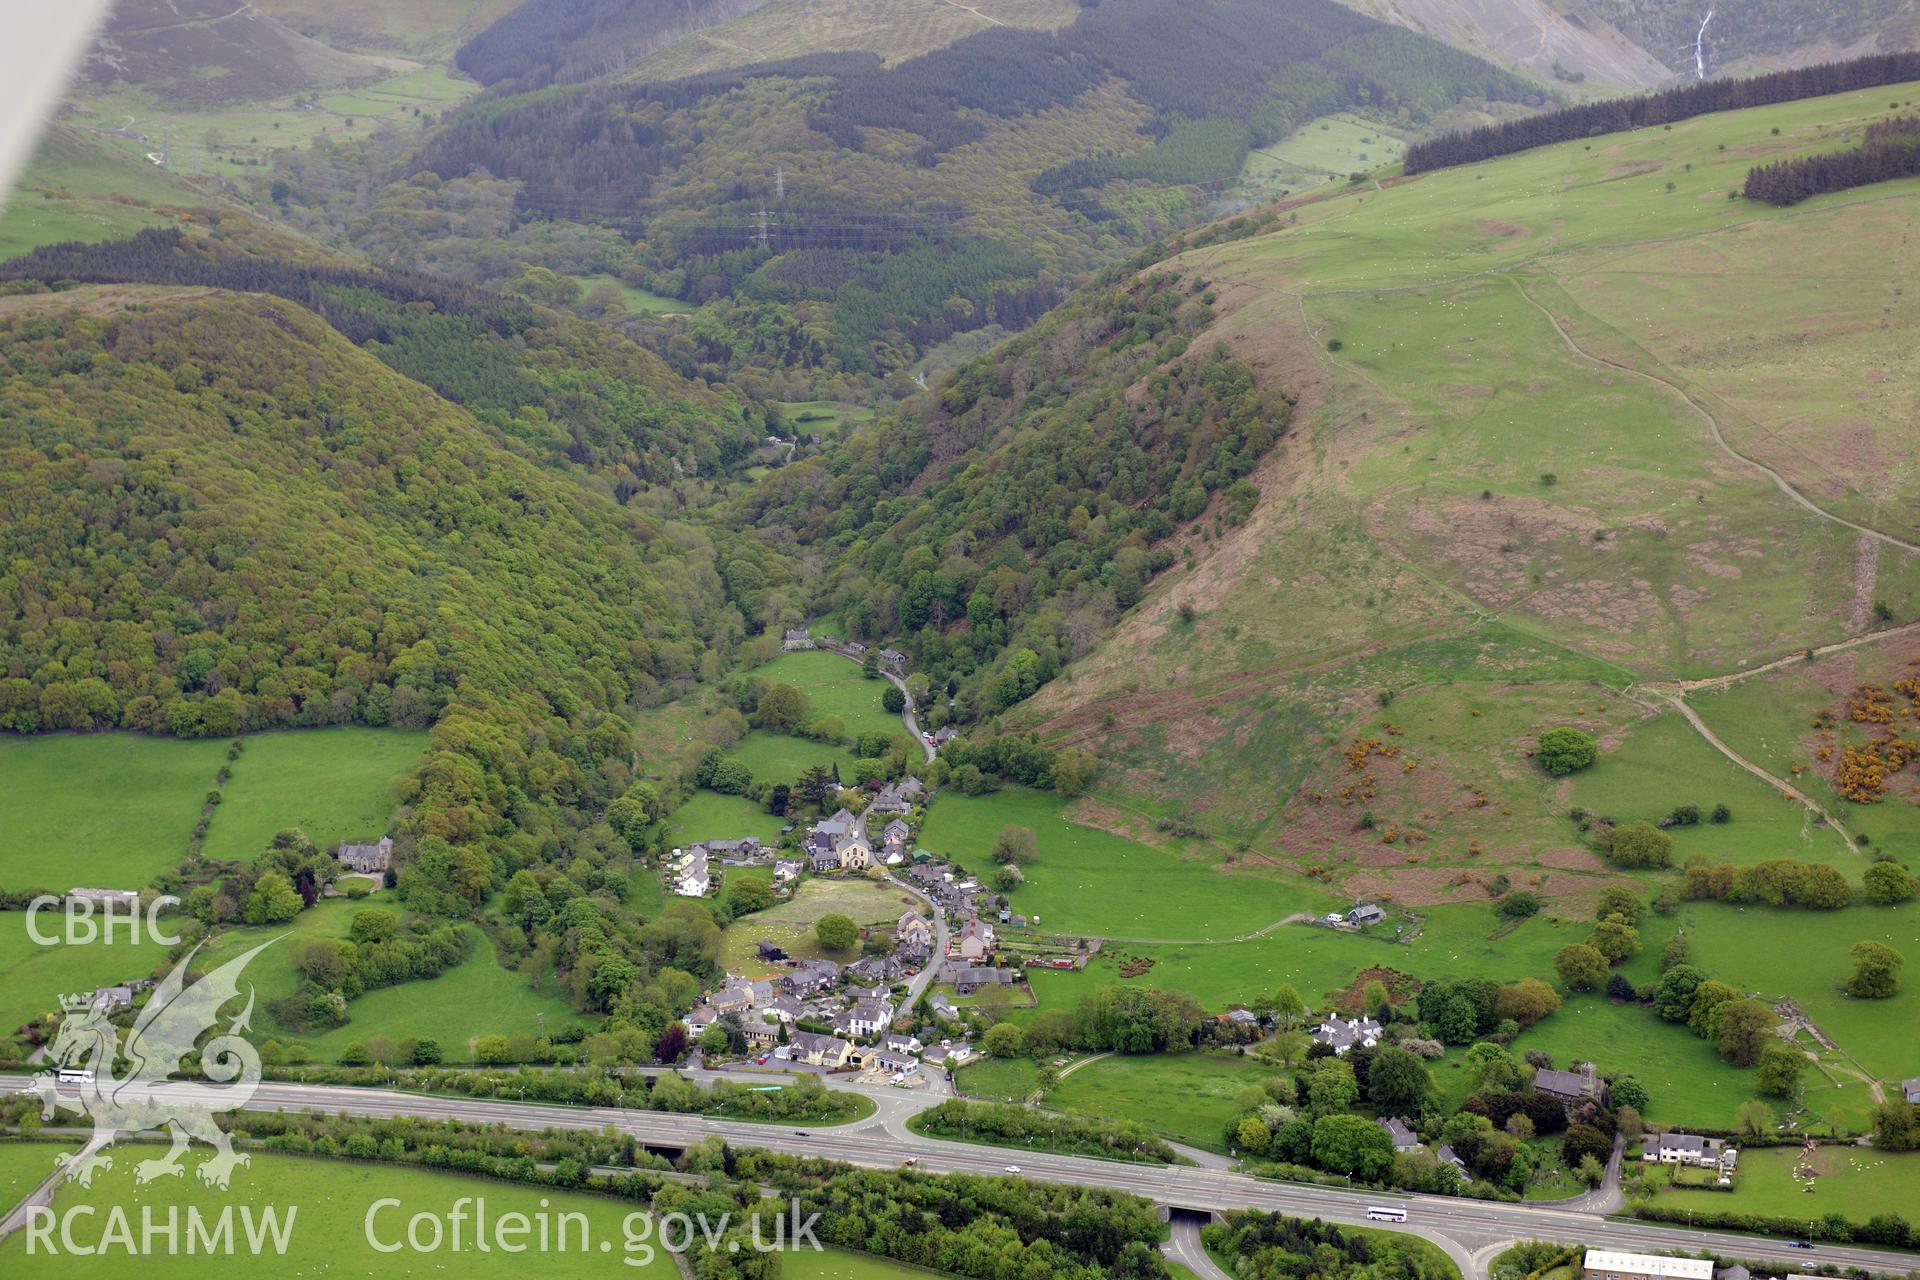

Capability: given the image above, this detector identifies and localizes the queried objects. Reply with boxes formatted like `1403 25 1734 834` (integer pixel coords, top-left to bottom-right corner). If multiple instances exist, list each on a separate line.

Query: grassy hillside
0 126 205 259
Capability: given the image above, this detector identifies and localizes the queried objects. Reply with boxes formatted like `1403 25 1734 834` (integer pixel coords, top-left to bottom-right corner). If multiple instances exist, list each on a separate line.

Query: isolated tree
1269 984 1306 1027
245 871 303 925
1608 821 1674 868
1236 1113 1273 1155
1587 914 1642 963
1594 884 1646 923
1714 998 1778 1066
1847 940 1904 998
1756 1043 1805 1098
1734 1099 1775 1140
754 683 809 734
728 877 775 914
815 913 859 952
1863 861 1917 904
1608 1076 1650 1114
1535 727 1597 775
1687 980 1740 1037
982 1021 1025 1057
1652 965 1705 1022
1494 979 1562 1028
993 824 1038 865
1554 943 1608 991
881 685 906 714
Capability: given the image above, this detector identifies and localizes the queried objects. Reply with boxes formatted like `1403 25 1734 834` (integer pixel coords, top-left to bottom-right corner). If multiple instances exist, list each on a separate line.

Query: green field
201 728 426 861
1507 996 1764 1128
749 649 906 743
779 401 876 439
1237 113 1405 198
1652 1144 1920 1223
0 127 206 258
728 731 864 787
1045 1052 1284 1152
0 1142 74 1201
0 733 230 890
184 894 589 1061
1569 713 1856 875
954 1055 1043 1102
921 785 1327 939
0 1147 680 1278
719 876 921 974
572 273 690 314
666 789 787 846
0 917 176 1039
1683 898 1919 1080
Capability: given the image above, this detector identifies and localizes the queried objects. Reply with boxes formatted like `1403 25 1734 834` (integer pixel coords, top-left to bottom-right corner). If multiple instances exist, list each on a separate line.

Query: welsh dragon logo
24 939 277 1189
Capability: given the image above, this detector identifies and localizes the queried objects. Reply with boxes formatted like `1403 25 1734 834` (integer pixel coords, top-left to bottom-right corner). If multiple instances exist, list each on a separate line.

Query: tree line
1745 113 1920 204
1405 52 1920 174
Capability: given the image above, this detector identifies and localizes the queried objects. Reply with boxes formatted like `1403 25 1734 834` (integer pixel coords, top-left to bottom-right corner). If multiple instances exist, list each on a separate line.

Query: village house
782 628 815 650
335 836 393 875
773 859 804 888
790 1030 854 1069
708 983 753 1016
1903 1076 1920 1104
842 997 895 1038
92 984 136 1013
930 726 958 748
760 994 804 1024
1347 903 1386 925
878 648 909 673
742 1021 779 1050
923 1039 972 1066
673 849 711 898
883 1033 924 1055
696 837 762 861
846 957 892 986
951 966 1016 996
68 887 140 908
1310 1015 1382 1055
896 910 934 945
1646 1132 1735 1171
956 915 993 960
684 1006 719 1034
1377 1116 1422 1153
1582 1252 1715 1280
874 1051 919 1079
1435 1142 1469 1174
781 959 841 997
1534 1061 1608 1107
930 994 959 1020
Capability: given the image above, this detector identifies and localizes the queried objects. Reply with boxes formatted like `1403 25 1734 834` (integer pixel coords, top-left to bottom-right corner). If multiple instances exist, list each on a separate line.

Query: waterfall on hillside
1693 7 1715 79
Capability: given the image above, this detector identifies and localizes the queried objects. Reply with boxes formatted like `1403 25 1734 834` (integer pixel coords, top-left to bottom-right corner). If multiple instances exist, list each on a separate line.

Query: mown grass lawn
748 649 906 743
201 727 426 861
920 786 1312 940
1045 1052 1285 1152
0 1149 682 1278
570 273 689 314
1652 1145 1920 1223
954 1056 1042 1102
0 733 228 890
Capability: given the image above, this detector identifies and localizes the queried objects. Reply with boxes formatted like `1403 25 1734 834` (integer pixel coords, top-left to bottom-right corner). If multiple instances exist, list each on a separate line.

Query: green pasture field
1044 1051 1284 1152
748 649 907 743
0 1143 74 1200
1651 1144 1920 1223
0 126 204 258
1682 898 1919 1080
718 876 920 974
727 732 863 788
1568 713 1855 874
0 733 229 890
1506 996 1764 1129
919 785 1324 939
1237 113 1404 198
201 728 425 860
779 401 876 439
0 920 176 1040
666 789 786 846
572 273 690 313
0 1148 681 1278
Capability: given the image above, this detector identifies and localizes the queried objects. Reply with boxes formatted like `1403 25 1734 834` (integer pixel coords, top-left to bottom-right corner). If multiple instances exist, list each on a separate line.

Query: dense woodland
454 0 769 91
413 0 1532 373
0 289 780 1043
0 228 765 484
1404 50 1920 172
1745 112 1920 203
1203 1211 1458 1280
742 265 1288 716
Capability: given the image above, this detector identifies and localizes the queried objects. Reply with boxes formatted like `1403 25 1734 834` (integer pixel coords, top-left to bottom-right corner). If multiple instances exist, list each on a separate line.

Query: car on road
902 1158 916 1167
1787 1241 1813 1250
755 1055 768 1064
1004 1164 1020 1173
793 1130 809 1138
